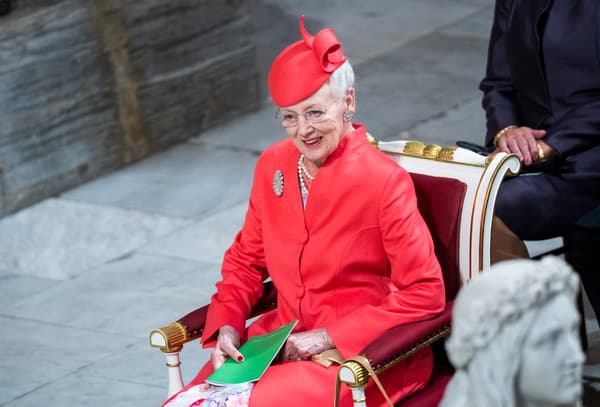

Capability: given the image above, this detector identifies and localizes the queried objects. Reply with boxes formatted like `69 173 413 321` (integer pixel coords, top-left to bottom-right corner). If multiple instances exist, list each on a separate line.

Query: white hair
328 61 355 98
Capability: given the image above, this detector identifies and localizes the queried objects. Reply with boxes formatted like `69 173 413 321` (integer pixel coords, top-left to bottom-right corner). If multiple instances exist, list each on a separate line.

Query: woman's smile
303 137 322 147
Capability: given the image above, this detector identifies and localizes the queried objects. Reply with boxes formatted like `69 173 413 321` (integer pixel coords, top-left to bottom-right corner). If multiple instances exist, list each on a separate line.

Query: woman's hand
210 325 244 370
282 328 334 361
495 126 547 165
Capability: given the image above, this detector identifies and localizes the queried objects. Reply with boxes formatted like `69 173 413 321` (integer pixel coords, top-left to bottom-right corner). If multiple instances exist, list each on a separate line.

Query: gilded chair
149 138 521 406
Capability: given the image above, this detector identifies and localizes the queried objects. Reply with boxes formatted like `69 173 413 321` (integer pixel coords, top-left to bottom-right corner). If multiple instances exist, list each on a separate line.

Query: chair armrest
149 280 278 353
338 301 454 387
364 301 454 373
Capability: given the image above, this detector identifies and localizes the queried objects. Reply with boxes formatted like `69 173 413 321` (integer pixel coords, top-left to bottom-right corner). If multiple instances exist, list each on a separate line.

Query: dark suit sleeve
479 0 520 147
545 98 600 158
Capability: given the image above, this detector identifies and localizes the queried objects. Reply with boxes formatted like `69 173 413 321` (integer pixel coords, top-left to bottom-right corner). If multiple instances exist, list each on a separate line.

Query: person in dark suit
481 0 600 240
481 0 600 323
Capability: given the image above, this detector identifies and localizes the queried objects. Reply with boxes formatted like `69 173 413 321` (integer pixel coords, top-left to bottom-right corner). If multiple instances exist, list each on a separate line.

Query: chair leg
350 388 367 407
165 352 185 397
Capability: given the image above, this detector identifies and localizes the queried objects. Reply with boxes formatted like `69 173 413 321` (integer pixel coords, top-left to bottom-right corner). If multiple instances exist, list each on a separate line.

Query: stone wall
0 0 260 217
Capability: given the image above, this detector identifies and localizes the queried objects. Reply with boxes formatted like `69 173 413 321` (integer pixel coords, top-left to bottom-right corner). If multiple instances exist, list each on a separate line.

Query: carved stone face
517 295 585 406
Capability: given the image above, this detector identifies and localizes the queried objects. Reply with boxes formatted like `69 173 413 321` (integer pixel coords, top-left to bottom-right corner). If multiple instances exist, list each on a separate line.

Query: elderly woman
439 256 585 407
163 16 445 407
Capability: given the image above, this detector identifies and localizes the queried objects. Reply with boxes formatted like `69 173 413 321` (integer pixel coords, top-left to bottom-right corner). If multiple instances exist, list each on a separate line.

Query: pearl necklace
297 154 313 199
299 154 315 181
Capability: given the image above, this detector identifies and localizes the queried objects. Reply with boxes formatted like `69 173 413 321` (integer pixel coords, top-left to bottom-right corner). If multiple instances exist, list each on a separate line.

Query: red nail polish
237 356 244 362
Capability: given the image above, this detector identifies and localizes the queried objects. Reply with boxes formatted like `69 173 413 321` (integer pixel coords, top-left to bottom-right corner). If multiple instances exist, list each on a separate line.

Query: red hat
268 15 347 107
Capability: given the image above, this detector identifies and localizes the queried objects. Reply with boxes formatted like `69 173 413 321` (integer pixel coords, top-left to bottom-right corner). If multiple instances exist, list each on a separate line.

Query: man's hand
210 325 244 370
495 126 547 165
282 328 334 361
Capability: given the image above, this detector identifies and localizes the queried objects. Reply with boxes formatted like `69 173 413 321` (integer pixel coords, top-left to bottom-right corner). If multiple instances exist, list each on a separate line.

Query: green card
206 320 298 386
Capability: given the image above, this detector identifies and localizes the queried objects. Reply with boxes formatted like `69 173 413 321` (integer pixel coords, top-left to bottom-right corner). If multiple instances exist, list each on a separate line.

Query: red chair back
409 173 466 301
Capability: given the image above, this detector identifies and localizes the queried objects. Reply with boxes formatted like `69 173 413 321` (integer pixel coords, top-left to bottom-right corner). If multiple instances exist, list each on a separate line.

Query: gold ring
537 143 545 160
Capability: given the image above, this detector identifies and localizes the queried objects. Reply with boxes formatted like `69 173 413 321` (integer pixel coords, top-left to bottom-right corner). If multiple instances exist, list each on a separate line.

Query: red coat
179 124 445 406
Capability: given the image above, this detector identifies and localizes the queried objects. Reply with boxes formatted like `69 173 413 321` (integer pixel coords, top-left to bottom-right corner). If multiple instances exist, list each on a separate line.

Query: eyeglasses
275 105 333 128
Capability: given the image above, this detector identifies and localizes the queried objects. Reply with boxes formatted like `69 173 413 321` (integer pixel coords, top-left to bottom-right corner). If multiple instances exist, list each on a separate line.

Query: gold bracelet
537 143 545 160
493 125 517 147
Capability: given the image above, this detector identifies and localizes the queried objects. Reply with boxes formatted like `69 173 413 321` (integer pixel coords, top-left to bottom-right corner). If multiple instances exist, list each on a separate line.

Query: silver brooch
272 170 284 197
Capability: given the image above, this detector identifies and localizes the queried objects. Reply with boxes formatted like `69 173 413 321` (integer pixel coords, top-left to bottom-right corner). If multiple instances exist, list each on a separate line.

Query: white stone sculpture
439 256 585 407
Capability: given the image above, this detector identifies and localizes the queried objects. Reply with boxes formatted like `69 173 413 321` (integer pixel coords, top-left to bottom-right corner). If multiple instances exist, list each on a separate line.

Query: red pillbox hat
268 15 347 107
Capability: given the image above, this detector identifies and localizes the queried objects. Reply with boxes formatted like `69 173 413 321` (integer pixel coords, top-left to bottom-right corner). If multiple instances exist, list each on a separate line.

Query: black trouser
565 205 600 329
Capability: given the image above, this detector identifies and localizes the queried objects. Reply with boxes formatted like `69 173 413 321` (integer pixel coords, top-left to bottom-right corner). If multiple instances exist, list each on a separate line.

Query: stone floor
0 1 598 405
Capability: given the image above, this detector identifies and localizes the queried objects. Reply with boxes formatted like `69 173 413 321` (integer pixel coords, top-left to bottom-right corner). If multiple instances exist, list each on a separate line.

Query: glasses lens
305 109 326 122
275 105 331 127
275 110 297 127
